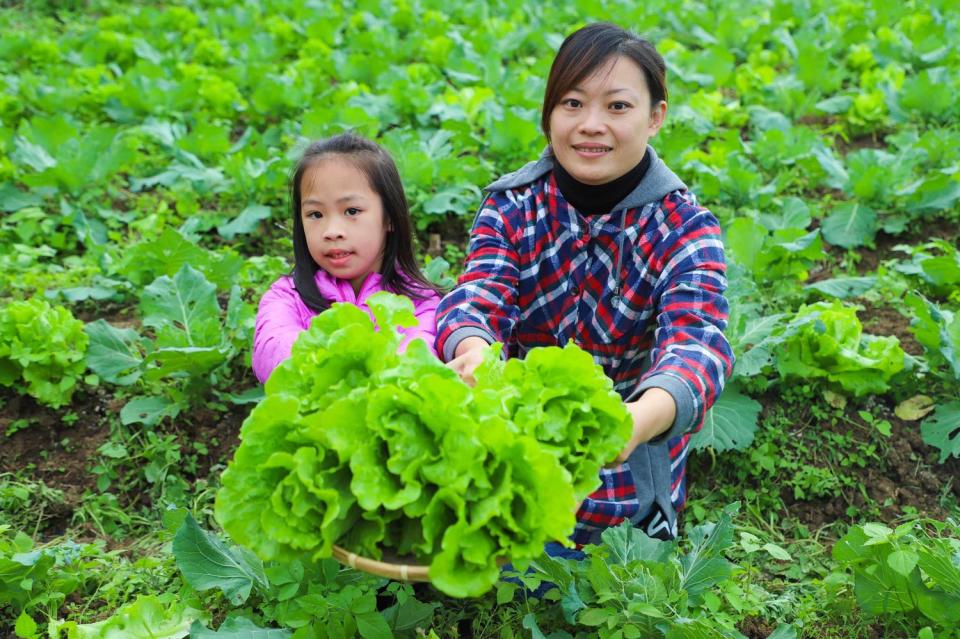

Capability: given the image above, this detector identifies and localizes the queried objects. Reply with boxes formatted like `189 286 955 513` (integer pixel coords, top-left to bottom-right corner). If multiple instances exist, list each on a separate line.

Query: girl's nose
323 221 345 240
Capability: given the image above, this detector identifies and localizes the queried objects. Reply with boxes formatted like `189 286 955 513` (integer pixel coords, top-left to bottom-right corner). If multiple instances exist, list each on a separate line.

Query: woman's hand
446 336 490 386
608 387 677 466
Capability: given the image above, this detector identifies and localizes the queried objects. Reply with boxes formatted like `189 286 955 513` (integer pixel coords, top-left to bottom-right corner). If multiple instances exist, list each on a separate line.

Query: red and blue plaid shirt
436 170 732 543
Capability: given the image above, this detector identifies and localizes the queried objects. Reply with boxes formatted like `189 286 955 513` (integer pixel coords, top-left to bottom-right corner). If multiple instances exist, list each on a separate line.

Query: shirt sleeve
252 277 307 384
628 196 735 440
435 196 521 361
399 291 441 357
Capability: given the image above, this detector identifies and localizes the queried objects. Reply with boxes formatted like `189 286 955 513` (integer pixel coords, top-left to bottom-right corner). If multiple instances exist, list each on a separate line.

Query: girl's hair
289 132 443 312
541 22 668 138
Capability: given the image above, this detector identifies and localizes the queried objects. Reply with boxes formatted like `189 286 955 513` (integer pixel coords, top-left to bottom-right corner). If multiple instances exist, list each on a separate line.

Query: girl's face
548 55 666 186
300 157 389 295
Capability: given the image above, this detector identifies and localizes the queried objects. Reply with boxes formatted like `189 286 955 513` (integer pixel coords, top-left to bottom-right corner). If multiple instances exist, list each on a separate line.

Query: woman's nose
577 106 606 134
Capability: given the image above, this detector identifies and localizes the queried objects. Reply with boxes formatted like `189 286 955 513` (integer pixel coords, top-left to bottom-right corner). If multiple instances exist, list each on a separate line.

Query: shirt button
571 285 580 296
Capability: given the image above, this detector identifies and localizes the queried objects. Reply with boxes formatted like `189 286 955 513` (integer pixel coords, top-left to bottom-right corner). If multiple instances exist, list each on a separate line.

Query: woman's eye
610 101 630 111
563 98 582 108
344 207 361 216
306 210 322 219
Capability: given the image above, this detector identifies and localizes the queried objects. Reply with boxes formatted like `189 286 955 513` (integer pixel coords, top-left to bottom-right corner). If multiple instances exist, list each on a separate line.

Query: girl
437 23 734 544
253 133 443 384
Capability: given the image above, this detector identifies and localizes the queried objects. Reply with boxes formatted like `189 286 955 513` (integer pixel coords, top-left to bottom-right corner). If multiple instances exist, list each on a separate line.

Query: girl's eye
610 101 631 111
344 207 361 217
562 98 582 108
306 210 322 219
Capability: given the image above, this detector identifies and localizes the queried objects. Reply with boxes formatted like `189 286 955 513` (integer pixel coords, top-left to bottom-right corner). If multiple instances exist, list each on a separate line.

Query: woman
436 22 733 544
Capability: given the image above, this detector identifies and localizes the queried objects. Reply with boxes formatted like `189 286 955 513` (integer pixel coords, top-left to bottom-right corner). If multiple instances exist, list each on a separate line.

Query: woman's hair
541 22 668 138
289 132 443 312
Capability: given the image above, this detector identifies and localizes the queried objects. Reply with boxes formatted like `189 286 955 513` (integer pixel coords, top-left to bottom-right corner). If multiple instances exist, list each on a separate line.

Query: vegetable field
1 0 959 637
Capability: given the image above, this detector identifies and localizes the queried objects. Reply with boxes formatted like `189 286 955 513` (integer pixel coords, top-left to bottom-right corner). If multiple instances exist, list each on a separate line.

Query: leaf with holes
140 264 223 348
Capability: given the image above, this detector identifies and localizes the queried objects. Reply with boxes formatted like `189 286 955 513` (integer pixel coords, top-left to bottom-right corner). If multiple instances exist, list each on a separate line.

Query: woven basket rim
331 544 432 582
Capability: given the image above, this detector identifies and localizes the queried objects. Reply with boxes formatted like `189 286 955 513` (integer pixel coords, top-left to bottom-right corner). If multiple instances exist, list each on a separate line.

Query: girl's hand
446 336 489 386
607 387 677 466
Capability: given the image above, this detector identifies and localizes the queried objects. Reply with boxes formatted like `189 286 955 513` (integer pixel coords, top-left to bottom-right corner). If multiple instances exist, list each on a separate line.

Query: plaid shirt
436 170 732 543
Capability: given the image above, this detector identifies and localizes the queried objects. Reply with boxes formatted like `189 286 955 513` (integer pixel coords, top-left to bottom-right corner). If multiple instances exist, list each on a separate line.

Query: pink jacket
252 270 441 384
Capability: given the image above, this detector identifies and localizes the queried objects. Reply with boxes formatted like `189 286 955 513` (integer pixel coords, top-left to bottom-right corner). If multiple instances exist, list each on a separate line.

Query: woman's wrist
453 336 490 359
620 387 677 460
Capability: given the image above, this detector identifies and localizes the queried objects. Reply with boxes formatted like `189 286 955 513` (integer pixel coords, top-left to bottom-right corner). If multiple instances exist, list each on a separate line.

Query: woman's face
548 55 666 185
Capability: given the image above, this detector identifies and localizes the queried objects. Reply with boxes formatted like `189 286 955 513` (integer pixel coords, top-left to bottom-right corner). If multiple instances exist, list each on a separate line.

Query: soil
0 388 111 536
776 400 956 532
857 300 924 356
738 617 776 639
0 385 248 540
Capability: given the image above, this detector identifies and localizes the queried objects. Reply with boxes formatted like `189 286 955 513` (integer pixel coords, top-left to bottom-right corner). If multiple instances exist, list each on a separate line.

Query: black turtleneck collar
554 149 650 216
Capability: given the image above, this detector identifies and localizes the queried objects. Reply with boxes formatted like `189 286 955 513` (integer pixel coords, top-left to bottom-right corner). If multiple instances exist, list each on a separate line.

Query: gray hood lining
484 145 687 211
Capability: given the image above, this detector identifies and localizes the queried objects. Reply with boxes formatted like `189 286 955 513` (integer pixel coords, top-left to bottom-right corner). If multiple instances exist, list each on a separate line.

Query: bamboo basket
331 502 580 581
331 545 431 582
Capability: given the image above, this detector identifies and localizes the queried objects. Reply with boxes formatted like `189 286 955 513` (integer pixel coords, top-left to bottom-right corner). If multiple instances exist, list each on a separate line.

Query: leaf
220 387 266 405
736 314 786 349
15 612 38 639
188 619 292 638
920 401 960 463
13 136 57 172
521 613 548 639
906 293 960 378
218 204 273 240
62 595 198 638
767 624 798 639
120 396 181 426
762 543 792 561
121 228 243 290
143 346 227 381
83 320 144 385
355 611 394 639
421 184 480 216
886 549 919 577
172 514 268 605
815 95 853 114
381 593 439 631
820 202 877 248
812 145 849 190
804 277 877 299
141 264 222 347
0 184 44 212
691 384 761 452
895 395 936 421
679 502 739 602
577 608 615 627
602 522 672 565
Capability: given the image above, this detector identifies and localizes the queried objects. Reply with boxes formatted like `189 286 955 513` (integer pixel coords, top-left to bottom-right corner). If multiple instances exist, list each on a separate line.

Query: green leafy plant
905 292 960 380
172 514 438 638
518 503 764 638
215 292 631 598
0 297 89 407
84 263 255 422
833 519 960 634
895 242 960 301
775 301 905 396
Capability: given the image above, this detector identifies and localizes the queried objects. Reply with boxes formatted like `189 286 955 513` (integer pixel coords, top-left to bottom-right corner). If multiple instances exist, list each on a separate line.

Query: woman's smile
572 143 614 157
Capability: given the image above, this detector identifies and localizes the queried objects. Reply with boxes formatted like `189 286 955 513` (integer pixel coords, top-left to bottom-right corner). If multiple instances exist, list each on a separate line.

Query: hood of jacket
484 145 686 211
